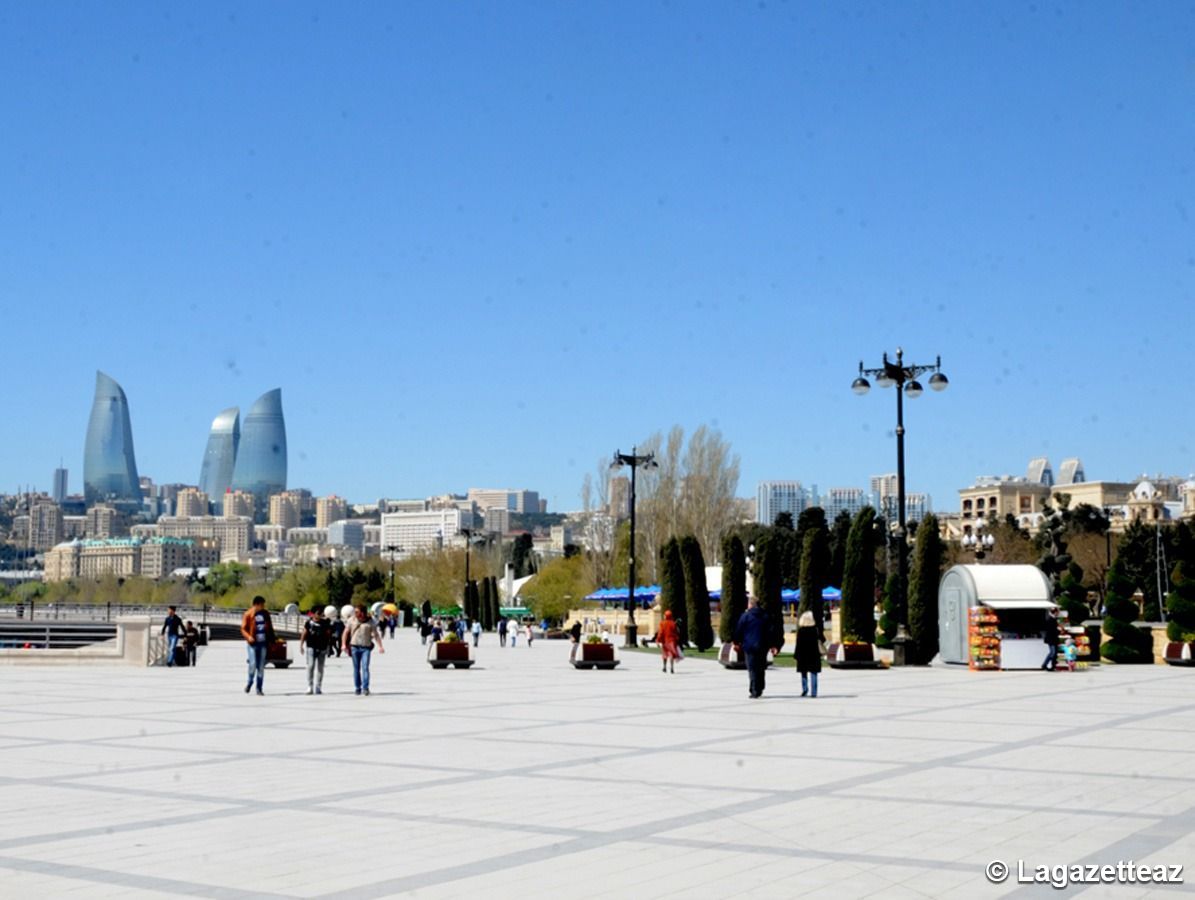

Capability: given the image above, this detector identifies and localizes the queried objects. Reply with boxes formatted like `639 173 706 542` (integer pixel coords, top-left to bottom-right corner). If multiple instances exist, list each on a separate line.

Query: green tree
480 577 495 630
680 535 714 651
489 576 501 623
907 514 944 664
719 533 747 644
840 507 878 643
773 511 794 530
521 556 590 623
658 537 687 646
510 533 536 579
1057 562 1091 626
1165 560 1195 643
205 562 248 597
1101 558 1153 663
828 510 852 589
797 525 830 633
753 533 785 651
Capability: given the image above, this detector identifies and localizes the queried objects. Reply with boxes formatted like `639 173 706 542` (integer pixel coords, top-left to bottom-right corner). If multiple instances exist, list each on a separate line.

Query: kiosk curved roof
944 564 1052 602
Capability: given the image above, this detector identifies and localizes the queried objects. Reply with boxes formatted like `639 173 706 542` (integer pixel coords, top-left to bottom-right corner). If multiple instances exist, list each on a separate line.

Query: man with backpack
300 607 333 695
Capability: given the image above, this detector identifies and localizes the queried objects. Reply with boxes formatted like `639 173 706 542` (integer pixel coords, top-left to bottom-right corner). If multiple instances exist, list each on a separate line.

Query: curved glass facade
230 389 286 511
198 406 240 512
83 371 141 506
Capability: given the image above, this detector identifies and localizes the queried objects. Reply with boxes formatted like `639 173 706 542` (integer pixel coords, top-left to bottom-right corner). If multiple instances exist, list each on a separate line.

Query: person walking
330 614 345 658
568 620 582 663
161 606 184 667
182 620 200 667
525 620 534 647
510 620 518 648
1041 609 1060 671
656 610 682 674
471 618 482 647
794 610 822 697
343 604 385 696
240 596 275 695
498 616 508 648
733 598 773 699
300 607 333 695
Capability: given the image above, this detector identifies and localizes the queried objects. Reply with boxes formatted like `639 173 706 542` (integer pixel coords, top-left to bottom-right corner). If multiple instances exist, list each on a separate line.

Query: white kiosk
938 564 1057 669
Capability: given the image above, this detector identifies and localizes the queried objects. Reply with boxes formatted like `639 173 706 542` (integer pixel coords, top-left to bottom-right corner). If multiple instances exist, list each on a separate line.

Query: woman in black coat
794 610 822 697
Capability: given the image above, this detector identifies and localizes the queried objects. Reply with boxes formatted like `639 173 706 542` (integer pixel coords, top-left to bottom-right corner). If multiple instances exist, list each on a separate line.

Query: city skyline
2 5 1193 510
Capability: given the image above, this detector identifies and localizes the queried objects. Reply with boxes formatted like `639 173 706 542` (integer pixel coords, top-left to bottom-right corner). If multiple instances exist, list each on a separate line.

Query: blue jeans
801 671 819 697
246 643 268 691
351 646 372 693
306 648 326 691
165 634 179 666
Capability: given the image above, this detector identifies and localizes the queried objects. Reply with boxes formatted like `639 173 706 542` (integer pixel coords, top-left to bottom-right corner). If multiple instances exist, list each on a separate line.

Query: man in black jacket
161 606 184 667
734 598 773 699
1041 609 1060 671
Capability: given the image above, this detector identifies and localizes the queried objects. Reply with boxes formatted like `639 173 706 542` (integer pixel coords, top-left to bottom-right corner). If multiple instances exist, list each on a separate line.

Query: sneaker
305 687 313 695
315 687 322 695
244 683 251 694
364 688 370 696
256 689 264 696
355 689 361 695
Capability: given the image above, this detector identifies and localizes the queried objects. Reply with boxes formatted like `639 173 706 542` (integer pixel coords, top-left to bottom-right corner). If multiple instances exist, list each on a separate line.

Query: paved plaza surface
1 634 1193 899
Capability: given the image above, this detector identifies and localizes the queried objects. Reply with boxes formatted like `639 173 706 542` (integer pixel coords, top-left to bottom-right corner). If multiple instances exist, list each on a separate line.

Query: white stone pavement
0 633 1193 899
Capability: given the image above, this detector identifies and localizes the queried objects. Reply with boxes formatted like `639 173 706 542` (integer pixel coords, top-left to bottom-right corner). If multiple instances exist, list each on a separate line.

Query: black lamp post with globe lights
852 348 948 665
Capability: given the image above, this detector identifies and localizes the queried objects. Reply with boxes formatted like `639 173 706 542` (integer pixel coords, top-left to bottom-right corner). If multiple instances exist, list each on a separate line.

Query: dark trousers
1043 645 1057 670
745 649 767 697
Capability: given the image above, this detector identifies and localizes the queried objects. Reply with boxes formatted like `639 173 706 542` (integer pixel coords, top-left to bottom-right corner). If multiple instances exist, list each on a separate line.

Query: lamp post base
624 623 638 649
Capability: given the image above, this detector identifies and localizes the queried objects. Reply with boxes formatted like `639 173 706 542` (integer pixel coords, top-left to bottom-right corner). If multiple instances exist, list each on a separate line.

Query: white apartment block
466 488 541 514
484 506 510 535
822 487 867 521
756 481 810 525
380 507 474 556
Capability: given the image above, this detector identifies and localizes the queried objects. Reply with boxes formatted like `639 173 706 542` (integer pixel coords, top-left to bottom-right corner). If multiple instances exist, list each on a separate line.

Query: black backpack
304 618 332 651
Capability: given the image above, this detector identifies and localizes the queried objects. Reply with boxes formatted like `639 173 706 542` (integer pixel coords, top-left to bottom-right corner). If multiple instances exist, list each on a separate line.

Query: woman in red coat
657 610 682 674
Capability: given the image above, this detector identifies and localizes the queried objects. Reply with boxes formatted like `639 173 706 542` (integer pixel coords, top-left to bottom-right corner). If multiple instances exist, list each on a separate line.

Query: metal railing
0 603 304 637
0 621 118 650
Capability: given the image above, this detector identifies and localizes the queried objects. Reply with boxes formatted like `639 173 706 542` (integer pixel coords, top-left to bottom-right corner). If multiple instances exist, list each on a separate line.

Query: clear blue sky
2 2 1192 512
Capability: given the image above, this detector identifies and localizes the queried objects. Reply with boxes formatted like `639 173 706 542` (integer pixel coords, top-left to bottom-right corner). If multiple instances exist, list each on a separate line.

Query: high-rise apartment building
315 495 348 529
83 371 141 506
327 520 366 553
174 488 210 518
379 508 474 556
85 504 122 538
28 502 63 551
756 481 810 525
822 487 867 521
156 515 253 560
223 490 255 519
484 506 510 535
269 491 303 530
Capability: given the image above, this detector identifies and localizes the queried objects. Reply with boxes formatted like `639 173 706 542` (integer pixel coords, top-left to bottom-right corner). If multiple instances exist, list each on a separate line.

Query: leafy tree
680 535 714 651
753 533 785 651
658 538 687 646
1036 503 1075 597
907 514 943 664
1101 558 1154 663
522 556 590 623
828 510 852 589
326 567 353 608
797 525 830 633
719 533 747 644
840 507 878 643
205 562 248 597
1166 560 1195 642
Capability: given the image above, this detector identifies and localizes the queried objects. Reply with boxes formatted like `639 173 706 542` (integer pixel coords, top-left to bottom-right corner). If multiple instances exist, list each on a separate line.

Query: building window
976 498 985 510
963 499 972 511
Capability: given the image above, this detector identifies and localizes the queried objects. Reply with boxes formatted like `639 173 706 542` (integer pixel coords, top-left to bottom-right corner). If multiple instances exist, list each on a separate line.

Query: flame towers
198 407 241 512
83 371 142 506
230 389 287 511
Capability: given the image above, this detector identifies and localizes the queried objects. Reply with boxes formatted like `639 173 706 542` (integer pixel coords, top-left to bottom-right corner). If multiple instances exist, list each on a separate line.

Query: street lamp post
852 347 948 665
962 525 995 561
611 447 659 648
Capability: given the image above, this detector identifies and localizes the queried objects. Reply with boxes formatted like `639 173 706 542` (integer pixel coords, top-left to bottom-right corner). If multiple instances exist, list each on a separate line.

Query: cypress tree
489 576 502 625
797 526 830 633
1101 558 1153 663
719 533 747 644
680 535 714 651
829 510 852 590
480 577 494 630
754 534 785 651
1165 560 1195 643
840 507 877 643
461 580 471 618
658 538 687 646
1057 562 1090 627
907 514 943 664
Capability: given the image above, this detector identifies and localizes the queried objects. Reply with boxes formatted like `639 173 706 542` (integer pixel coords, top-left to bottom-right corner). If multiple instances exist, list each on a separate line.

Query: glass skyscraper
83 371 141 506
230 389 287 511
198 407 240 513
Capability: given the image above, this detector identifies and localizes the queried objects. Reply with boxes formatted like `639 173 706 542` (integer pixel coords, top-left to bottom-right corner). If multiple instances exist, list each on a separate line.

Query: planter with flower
571 634 620 669
428 631 474 669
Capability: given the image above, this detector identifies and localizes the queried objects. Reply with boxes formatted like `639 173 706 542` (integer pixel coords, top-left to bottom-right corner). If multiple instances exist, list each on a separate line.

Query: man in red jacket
240 596 275 695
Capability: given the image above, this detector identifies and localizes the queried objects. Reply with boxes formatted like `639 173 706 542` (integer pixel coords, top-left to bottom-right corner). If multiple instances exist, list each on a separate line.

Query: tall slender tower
230 389 286 516
198 407 240 513
83 371 141 506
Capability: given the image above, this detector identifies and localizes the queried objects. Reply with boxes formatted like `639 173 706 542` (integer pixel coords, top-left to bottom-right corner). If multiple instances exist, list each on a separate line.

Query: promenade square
0 636 1192 898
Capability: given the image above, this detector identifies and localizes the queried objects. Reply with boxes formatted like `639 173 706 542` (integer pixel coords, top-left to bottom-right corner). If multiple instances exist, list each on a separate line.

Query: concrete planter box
1164 641 1195 667
428 641 474 669
826 642 884 669
571 642 619 669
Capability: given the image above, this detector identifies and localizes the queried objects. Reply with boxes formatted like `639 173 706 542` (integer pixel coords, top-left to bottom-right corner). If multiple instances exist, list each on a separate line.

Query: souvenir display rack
968 606 1000 670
